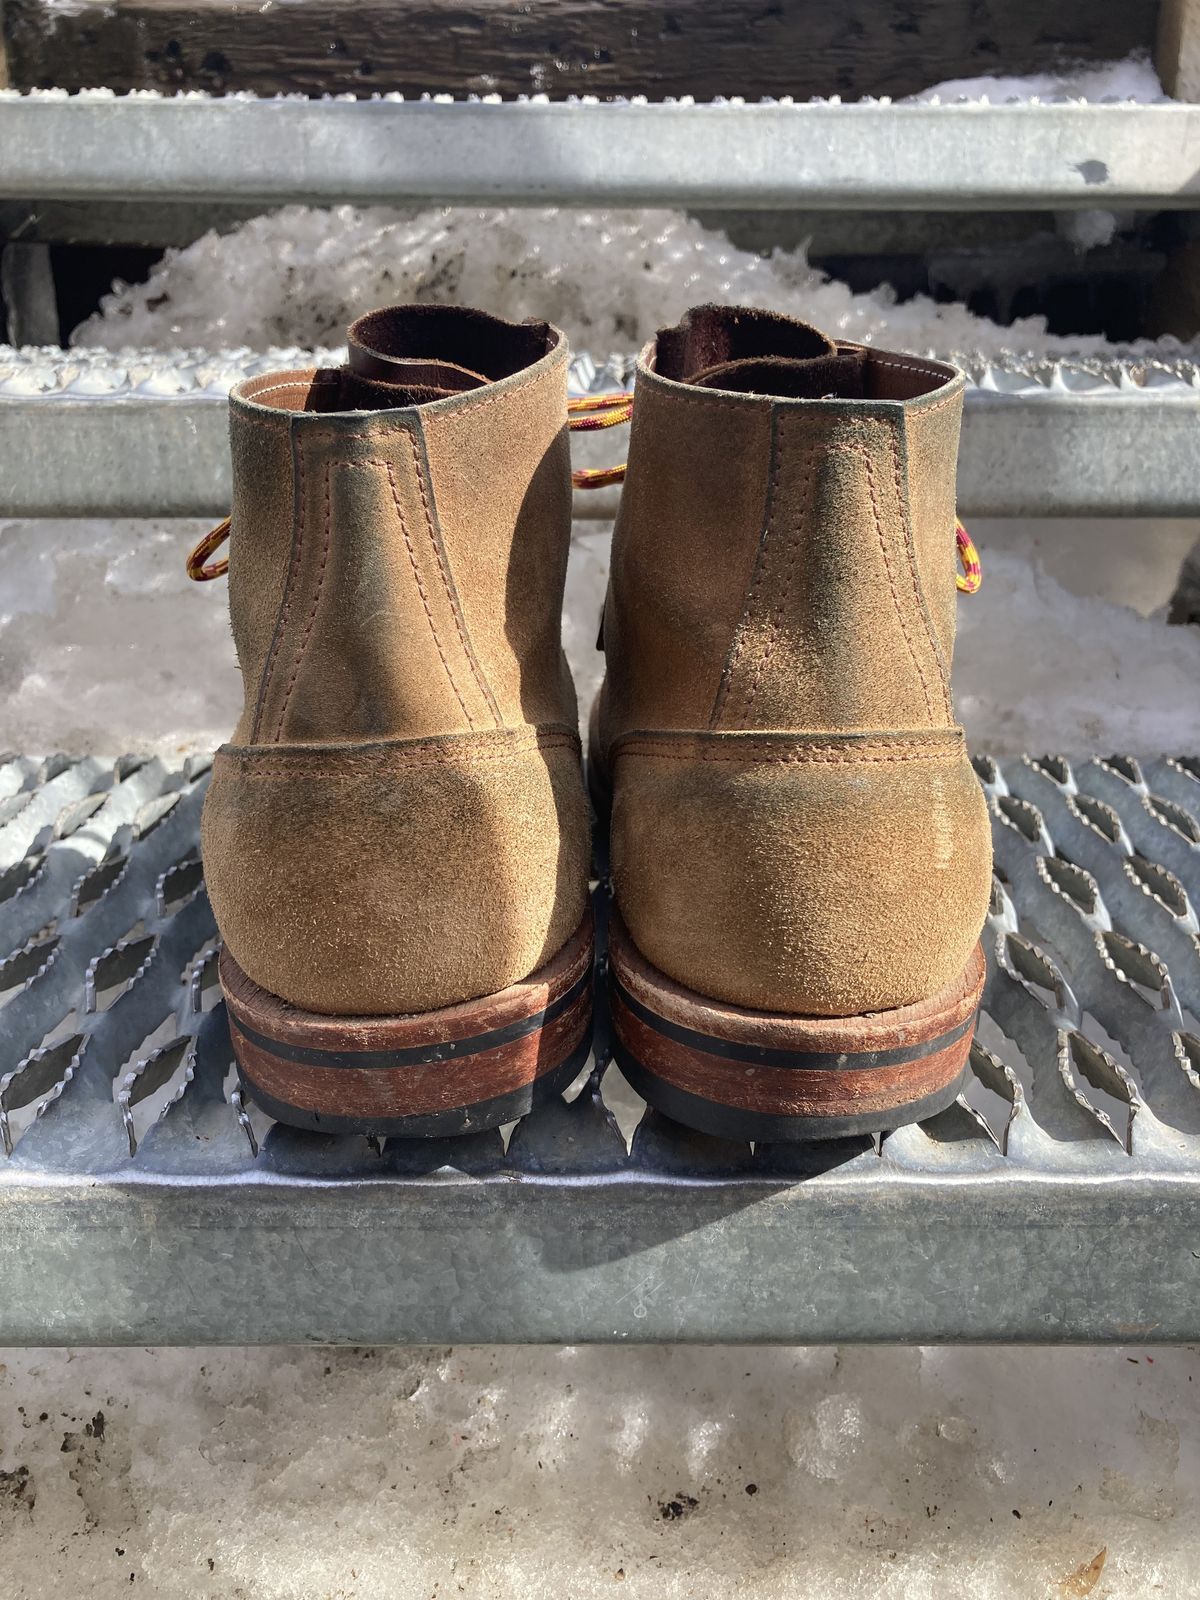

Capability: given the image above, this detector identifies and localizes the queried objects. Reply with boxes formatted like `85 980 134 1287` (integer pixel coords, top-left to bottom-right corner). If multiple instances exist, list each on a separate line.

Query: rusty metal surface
0 751 1198 1345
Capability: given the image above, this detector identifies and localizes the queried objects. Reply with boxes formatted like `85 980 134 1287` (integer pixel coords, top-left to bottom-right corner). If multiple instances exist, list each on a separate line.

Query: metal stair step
2 345 1198 518
0 749 1198 1345
1 92 1198 210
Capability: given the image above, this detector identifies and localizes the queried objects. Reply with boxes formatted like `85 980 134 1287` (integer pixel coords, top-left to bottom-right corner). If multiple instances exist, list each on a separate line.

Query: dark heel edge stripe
242 1030 595 1139
610 969 976 1073
615 1046 970 1141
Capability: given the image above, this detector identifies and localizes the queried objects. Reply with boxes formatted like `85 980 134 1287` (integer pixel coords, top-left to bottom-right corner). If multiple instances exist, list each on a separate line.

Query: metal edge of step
1 346 1198 519
0 91 1198 209
0 750 1198 1344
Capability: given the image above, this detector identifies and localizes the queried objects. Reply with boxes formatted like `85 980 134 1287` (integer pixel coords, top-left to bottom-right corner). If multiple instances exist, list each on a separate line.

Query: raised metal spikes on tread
117 1035 195 1157
3 345 1197 403
0 750 1198 1341
0 748 1196 1176
0 1032 84 1157
0 760 216 1163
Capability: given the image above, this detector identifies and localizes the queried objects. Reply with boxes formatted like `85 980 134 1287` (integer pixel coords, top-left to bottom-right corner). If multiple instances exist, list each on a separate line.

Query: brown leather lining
655 303 836 379
649 306 957 402
348 304 557 383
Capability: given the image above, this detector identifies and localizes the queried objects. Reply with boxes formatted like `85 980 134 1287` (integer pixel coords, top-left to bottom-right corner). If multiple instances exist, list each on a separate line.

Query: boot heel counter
201 728 589 1016
610 729 991 1016
713 404 960 735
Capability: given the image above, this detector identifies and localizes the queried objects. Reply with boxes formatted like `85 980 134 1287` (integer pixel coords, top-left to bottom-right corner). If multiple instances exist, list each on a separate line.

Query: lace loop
185 516 231 581
955 521 982 594
568 392 633 489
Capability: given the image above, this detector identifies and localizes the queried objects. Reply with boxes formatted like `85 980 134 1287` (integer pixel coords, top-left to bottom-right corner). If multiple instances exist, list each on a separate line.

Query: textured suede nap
203 307 589 1016
595 304 993 1016
202 727 588 1016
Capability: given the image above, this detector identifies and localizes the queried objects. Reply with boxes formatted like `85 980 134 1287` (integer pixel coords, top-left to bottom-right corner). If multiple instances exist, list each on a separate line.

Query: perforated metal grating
0 749 1198 1346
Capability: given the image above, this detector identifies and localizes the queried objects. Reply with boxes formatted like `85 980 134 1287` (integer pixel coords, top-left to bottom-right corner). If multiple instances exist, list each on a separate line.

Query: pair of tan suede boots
197 302 993 1144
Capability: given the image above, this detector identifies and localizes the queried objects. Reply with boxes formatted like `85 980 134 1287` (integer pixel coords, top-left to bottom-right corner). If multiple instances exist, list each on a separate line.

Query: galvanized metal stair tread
1 749 1198 1343
7 345 1199 396
1 92 1197 209
2 347 1198 519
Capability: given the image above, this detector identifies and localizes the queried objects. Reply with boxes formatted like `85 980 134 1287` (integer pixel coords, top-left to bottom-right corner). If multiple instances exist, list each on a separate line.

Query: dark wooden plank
3 0 1164 101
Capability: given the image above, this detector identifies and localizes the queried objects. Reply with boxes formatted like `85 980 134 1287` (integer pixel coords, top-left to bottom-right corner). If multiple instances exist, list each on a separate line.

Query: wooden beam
1 0 1163 102
1158 0 1200 99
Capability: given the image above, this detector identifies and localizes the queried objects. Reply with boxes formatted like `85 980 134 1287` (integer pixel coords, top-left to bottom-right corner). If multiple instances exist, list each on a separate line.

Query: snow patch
73 205 1198 361
903 52 1166 105
0 1341 1193 1597
1055 209 1125 252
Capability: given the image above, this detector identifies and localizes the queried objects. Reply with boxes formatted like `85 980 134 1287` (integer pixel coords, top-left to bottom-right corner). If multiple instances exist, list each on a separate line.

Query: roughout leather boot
200 305 593 1136
593 305 992 1139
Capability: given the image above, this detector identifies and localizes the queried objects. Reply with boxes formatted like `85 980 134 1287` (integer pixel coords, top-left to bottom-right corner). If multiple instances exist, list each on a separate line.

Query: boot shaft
597 306 991 1022
203 306 590 1019
600 305 964 743
226 306 576 747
